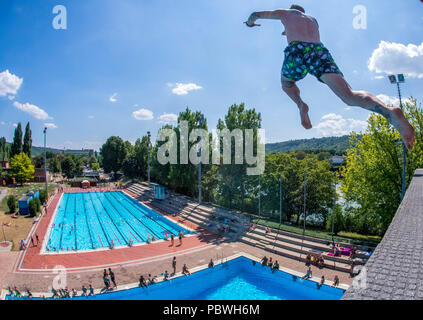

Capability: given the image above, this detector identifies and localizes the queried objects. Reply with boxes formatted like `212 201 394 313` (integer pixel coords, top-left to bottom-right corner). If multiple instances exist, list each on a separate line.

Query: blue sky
1 0 423 150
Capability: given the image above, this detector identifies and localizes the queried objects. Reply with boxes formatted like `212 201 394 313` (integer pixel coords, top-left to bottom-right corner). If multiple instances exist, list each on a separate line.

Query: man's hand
244 21 261 27
245 12 261 27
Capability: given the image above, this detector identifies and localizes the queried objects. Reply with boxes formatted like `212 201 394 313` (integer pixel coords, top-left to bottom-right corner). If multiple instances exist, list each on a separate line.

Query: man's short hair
290 4 305 13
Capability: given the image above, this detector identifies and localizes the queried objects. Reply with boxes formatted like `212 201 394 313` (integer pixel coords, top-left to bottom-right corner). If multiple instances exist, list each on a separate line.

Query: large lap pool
45 191 192 252
5 256 345 300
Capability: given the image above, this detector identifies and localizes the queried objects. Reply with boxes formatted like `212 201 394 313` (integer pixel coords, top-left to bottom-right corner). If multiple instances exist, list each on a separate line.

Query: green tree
165 108 207 197
39 189 48 205
0 137 7 161
23 122 32 158
61 156 75 179
100 136 128 178
28 198 40 217
7 195 17 213
10 152 35 185
122 151 139 179
88 155 98 168
48 156 61 174
341 99 423 235
11 123 23 158
32 155 44 168
91 162 100 170
216 103 261 211
326 204 345 235
259 153 335 227
134 135 150 179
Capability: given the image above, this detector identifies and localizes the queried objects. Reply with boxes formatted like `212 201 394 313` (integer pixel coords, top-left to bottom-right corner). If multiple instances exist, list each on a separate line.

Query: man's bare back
281 10 320 43
245 5 416 149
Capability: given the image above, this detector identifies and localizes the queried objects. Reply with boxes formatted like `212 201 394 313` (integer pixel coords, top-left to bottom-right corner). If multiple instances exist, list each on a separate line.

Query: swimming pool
45 191 192 252
6 256 345 300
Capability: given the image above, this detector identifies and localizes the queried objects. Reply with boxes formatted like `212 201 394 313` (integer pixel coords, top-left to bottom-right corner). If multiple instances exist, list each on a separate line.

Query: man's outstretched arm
246 10 289 26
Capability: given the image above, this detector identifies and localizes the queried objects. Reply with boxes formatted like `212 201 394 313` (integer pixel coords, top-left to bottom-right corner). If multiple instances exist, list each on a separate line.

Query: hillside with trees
266 135 360 155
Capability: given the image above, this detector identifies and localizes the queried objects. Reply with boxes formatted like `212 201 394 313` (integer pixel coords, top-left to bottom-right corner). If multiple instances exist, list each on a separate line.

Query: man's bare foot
390 107 416 150
299 103 312 129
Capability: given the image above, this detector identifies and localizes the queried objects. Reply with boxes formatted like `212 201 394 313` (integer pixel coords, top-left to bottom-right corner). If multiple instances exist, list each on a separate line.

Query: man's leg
320 73 416 149
282 76 312 129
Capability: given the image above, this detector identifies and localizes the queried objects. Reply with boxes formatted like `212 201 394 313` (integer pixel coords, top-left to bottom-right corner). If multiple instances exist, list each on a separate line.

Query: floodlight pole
147 131 151 186
258 175 261 218
279 173 282 225
389 75 406 201
397 82 406 202
43 127 48 196
331 171 337 243
300 170 306 259
198 118 205 205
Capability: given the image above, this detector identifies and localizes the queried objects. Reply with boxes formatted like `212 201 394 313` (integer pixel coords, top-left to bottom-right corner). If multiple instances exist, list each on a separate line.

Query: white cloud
0 121 5 126
109 93 118 102
158 113 178 124
12 123 17 128
0 70 23 97
315 113 367 137
13 101 51 120
170 83 202 95
44 123 58 129
7 95 15 100
132 108 154 120
368 41 423 78
376 94 412 107
88 115 95 119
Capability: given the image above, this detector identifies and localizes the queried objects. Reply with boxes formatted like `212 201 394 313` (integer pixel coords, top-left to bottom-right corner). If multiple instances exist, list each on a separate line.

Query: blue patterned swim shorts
282 41 343 83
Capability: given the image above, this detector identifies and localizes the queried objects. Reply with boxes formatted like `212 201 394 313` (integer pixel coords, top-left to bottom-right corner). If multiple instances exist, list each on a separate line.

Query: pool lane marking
128 231 139 242
98 235 103 247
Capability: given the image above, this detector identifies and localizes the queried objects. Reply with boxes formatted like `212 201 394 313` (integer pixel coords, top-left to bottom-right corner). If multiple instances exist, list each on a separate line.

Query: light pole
331 171 337 244
43 127 48 196
279 173 282 225
300 170 306 259
198 118 205 205
147 131 151 186
258 175 261 218
388 74 406 201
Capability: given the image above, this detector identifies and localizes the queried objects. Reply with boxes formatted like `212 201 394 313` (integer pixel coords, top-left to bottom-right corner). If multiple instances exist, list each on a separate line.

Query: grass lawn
252 218 381 247
0 183 59 251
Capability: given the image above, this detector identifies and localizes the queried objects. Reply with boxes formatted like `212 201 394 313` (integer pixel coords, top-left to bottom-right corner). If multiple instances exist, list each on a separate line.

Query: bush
34 197 41 212
39 189 48 205
28 198 41 217
7 195 17 213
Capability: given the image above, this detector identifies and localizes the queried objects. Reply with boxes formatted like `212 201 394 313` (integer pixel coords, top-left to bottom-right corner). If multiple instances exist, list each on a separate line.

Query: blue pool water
6 257 345 300
46 191 192 252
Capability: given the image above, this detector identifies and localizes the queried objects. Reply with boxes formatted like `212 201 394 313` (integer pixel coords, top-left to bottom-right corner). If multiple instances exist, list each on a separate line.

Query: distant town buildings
331 155 346 165
62 149 94 157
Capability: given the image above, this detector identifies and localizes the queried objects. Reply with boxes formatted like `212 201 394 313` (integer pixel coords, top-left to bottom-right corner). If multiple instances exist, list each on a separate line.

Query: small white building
331 155 346 165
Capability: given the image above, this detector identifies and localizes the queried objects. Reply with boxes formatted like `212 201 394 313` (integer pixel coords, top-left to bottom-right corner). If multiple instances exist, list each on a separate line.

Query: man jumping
245 4 416 149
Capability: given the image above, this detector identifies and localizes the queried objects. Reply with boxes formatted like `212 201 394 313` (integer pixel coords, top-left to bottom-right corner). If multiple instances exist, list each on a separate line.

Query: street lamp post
43 127 48 196
198 118 205 205
279 173 282 225
258 175 261 218
147 131 151 186
331 171 337 243
388 74 406 201
300 170 306 259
